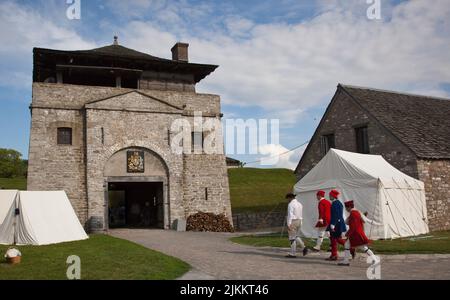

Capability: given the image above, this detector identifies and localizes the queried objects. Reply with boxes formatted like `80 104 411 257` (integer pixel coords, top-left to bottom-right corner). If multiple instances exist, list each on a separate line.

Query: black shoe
338 262 350 266
285 254 297 258
303 247 309 256
311 247 320 252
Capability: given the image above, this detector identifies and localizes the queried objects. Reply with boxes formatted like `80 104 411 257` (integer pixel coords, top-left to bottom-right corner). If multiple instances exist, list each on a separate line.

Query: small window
320 133 335 155
57 127 72 145
355 126 369 154
191 131 204 152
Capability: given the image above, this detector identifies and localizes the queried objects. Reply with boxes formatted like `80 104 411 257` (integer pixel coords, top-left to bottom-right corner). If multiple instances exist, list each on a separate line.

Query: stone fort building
27 38 232 232
295 84 450 231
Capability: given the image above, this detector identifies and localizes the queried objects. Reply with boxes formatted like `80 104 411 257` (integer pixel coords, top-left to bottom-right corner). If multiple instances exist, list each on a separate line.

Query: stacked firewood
186 212 234 232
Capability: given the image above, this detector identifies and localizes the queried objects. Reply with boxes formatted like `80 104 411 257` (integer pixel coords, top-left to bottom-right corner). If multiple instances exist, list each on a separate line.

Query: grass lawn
228 168 296 213
230 231 450 254
0 177 27 190
0 234 190 280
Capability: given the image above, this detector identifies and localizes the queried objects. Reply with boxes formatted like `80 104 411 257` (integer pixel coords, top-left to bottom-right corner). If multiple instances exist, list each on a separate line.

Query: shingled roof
73 44 168 61
340 84 450 159
33 40 218 83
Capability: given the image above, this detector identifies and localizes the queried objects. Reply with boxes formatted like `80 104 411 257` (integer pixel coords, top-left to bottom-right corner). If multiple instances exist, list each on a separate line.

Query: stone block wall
27 108 88 226
28 82 232 231
417 159 450 231
182 153 233 224
233 211 285 231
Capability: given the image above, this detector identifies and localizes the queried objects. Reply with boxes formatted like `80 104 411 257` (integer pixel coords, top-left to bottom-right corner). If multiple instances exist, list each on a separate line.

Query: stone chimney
171 42 189 62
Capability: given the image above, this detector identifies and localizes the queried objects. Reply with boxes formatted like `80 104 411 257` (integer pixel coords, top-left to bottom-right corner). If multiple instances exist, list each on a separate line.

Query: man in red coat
312 190 331 251
338 200 380 266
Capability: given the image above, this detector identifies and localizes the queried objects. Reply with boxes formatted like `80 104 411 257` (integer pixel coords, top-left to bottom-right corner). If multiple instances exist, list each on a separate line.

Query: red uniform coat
315 198 331 228
346 209 370 247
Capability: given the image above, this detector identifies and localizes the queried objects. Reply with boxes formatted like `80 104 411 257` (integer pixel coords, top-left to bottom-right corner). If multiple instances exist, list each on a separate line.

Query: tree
0 148 27 178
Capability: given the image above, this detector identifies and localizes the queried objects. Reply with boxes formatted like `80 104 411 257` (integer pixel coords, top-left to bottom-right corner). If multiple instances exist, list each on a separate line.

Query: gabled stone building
27 38 232 232
295 84 450 231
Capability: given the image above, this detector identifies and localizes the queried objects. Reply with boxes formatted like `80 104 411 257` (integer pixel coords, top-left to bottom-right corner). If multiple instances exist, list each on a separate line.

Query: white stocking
290 240 297 256
296 237 305 249
343 240 351 264
362 246 378 263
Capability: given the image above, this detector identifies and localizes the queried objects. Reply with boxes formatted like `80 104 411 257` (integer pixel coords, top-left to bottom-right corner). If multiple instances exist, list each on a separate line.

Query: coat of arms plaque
127 150 145 173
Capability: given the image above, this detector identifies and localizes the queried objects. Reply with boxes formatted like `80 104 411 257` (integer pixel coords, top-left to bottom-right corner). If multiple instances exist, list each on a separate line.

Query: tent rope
381 182 416 236
390 178 427 225
381 188 402 237
402 178 428 224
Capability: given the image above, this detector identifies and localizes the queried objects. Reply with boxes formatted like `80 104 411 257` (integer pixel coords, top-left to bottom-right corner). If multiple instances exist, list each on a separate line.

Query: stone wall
182 153 233 224
233 212 285 231
84 106 185 230
31 83 220 113
417 159 450 231
27 108 88 226
295 89 418 180
28 82 232 231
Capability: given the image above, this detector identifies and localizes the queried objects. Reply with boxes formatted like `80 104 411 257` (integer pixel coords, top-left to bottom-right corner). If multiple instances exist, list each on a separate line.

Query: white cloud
257 143 307 170
105 0 166 18
0 1 96 90
0 1 95 53
225 16 254 38
2 0 450 124
114 0 450 128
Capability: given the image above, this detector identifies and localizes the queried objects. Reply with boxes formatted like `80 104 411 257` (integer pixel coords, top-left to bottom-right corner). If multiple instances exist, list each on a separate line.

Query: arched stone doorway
103 147 169 229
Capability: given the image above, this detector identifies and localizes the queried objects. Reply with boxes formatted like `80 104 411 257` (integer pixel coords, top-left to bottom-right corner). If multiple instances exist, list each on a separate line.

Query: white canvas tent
294 149 429 239
0 190 88 245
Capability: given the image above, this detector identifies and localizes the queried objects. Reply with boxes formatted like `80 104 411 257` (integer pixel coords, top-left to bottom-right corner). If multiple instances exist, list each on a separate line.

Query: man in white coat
285 193 308 258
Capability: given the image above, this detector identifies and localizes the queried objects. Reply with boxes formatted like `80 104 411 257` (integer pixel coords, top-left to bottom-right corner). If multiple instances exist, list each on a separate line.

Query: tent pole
13 193 17 246
368 180 380 240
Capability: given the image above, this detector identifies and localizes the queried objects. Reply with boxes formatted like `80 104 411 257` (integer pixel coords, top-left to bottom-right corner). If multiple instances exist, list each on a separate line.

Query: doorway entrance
108 181 164 229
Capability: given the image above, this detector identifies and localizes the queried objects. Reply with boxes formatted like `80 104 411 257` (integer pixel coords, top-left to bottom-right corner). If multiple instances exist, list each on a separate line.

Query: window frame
320 132 335 156
191 131 204 153
57 127 73 145
355 126 370 154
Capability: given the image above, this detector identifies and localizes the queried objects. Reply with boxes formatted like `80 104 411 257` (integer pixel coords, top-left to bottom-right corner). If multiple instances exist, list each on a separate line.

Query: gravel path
110 229 450 280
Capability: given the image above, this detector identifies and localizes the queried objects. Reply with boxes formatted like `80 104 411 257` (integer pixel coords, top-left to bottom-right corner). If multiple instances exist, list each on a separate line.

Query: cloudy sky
0 0 449 169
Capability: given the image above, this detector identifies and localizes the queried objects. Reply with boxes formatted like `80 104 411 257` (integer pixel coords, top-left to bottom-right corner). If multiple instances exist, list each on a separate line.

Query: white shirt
287 198 303 226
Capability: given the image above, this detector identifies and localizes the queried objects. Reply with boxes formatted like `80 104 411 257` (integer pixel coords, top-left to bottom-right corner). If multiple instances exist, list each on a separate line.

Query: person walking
285 193 308 258
312 190 331 252
338 200 380 266
326 189 346 261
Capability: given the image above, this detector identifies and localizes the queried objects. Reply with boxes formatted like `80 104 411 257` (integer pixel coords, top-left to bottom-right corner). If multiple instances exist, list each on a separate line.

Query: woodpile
186 212 234 232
